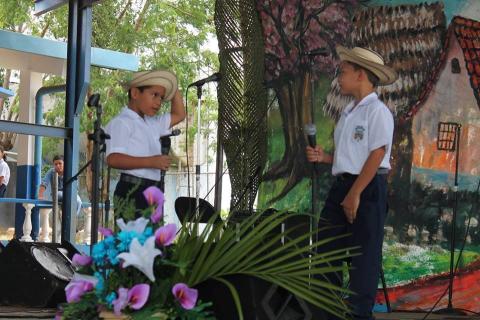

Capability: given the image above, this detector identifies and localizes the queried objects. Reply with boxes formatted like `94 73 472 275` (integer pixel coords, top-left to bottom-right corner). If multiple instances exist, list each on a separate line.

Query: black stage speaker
0 239 78 307
202 210 322 320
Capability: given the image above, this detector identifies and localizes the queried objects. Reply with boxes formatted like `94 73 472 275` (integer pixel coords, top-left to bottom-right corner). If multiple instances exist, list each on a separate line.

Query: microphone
303 48 329 56
160 129 181 139
304 123 317 148
304 123 320 173
188 72 221 87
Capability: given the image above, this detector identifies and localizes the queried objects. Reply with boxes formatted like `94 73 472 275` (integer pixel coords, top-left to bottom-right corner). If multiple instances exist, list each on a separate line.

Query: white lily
117 236 161 282
116 217 150 234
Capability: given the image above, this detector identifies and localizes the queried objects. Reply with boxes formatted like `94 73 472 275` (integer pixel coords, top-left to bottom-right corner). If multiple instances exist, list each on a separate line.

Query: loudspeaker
0 239 78 307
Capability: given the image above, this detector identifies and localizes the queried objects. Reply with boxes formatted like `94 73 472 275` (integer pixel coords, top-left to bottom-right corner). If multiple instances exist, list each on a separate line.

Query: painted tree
256 0 358 201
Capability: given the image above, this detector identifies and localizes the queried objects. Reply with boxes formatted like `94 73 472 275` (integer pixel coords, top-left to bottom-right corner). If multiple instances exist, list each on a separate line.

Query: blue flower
92 241 107 266
105 292 117 307
104 235 116 248
94 271 105 294
143 227 153 238
107 248 120 266
117 231 139 252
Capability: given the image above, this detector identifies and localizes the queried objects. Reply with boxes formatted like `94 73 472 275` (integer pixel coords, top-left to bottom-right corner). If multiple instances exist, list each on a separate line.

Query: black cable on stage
421 178 480 320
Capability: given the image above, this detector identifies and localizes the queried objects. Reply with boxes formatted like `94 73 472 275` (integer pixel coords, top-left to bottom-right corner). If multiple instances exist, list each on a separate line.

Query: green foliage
173 210 355 319
1 0 219 154
61 292 101 320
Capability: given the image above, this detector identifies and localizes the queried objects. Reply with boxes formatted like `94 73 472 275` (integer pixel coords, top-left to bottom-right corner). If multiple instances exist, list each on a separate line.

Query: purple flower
72 254 93 268
112 287 129 315
112 284 150 315
172 283 198 310
154 224 177 247
99 227 114 237
143 186 164 223
65 280 95 303
127 284 150 310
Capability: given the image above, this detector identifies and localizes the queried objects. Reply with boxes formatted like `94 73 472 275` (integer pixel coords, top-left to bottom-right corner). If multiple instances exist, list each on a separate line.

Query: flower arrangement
57 186 213 319
57 186 353 319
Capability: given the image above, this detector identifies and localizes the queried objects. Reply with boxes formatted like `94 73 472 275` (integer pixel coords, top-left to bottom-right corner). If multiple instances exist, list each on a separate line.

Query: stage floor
1 307 480 319
375 312 480 319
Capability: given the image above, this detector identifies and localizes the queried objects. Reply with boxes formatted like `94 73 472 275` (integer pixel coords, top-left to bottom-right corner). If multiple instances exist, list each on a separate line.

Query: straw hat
336 46 398 85
125 70 178 101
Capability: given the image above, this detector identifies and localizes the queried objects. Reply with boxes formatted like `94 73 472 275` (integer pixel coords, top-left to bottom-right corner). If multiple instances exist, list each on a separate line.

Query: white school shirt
332 92 394 176
105 107 171 181
0 159 10 186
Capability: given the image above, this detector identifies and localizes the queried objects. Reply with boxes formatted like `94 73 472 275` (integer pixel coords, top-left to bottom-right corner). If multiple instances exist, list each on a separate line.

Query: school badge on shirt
354 125 365 142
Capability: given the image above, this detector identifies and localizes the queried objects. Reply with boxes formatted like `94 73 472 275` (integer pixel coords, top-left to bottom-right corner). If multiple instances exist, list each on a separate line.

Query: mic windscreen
304 123 316 136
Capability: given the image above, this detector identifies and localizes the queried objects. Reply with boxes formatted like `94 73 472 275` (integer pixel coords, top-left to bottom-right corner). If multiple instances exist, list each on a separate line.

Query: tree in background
0 0 219 200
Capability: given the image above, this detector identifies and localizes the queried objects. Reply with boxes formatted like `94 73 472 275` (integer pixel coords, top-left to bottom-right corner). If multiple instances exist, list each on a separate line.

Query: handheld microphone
160 129 181 139
188 72 221 87
304 123 320 173
304 123 317 148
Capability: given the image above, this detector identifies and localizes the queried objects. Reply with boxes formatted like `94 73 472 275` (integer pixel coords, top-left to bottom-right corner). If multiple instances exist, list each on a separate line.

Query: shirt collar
343 92 378 115
122 106 143 120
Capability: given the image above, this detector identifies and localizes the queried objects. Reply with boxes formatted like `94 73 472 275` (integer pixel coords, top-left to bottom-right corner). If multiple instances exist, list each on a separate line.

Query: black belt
337 168 389 181
119 173 162 187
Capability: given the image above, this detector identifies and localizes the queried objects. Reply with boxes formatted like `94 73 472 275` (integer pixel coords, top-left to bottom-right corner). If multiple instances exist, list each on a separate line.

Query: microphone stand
194 85 203 216
308 55 320 245
65 94 109 250
160 136 172 192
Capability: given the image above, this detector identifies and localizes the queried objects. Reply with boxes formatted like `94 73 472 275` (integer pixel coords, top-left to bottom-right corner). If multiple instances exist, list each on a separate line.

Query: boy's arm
107 153 171 171
341 146 386 223
169 90 186 127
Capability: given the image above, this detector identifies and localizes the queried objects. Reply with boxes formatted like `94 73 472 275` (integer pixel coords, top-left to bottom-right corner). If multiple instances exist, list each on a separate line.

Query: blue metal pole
33 84 66 199
63 0 92 242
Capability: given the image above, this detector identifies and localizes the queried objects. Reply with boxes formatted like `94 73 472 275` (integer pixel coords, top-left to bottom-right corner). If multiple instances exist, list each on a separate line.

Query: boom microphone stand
434 122 465 315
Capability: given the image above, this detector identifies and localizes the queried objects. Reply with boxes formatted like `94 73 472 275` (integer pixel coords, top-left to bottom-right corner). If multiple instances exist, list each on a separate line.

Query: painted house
411 16 480 190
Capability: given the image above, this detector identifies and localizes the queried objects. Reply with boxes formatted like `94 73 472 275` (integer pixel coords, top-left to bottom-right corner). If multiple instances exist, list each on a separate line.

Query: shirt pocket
350 121 368 146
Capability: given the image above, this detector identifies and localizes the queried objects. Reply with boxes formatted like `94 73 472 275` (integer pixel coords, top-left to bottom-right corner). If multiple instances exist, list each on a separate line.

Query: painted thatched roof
323 2 447 120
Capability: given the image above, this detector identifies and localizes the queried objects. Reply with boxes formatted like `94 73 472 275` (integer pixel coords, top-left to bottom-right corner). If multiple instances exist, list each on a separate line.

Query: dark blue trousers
317 174 387 320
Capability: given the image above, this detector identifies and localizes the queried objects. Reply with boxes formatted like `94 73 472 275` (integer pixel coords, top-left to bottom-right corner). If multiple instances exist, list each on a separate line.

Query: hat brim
125 70 178 101
336 46 398 86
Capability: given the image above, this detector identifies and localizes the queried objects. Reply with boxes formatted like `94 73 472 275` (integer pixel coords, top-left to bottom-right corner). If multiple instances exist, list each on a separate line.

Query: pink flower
72 254 92 268
112 284 150 315
99 227 114 237
65 280 94 303
143 186 165 223
112 288 129 315
154 224 177 247
172 283 198 310
127 284 150 310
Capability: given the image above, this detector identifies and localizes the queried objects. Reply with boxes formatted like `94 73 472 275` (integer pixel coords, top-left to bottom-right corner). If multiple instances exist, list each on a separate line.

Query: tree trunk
262 72 316 203
387 118 414 241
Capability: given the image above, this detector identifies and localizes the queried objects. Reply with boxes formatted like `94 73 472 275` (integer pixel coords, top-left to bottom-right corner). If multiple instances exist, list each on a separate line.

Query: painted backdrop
256 0 480 312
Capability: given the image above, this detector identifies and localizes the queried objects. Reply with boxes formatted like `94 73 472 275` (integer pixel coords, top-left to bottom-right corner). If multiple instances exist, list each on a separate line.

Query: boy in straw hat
306 46 397 319
105 70 185 218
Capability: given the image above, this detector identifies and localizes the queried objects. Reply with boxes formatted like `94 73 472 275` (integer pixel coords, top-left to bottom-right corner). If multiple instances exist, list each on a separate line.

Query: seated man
37 155 83 240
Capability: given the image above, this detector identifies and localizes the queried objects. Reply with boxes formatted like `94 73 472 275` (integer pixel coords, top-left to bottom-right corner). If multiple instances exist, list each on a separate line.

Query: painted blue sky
364 0 480 22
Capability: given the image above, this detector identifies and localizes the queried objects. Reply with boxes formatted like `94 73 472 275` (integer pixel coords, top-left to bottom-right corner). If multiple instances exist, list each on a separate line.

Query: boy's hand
151 155 172 171
341 191 360 224
306 146 325 163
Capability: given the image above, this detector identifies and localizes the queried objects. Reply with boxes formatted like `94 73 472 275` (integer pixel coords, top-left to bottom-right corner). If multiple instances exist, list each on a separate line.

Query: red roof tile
453 16 480 108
